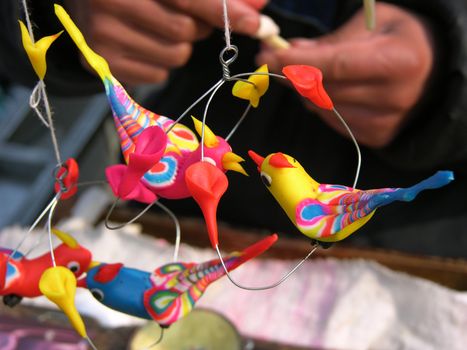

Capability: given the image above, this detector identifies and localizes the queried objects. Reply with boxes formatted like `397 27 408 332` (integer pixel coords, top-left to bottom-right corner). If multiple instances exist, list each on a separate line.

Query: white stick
255 15 290 49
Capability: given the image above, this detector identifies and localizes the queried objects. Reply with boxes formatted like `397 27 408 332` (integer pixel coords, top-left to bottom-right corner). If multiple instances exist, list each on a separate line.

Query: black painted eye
90 288 104 301
67 261 80 274
260 172 272 187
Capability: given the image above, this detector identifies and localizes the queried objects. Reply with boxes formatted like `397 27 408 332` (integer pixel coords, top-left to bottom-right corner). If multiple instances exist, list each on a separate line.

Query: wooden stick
255 15 290 49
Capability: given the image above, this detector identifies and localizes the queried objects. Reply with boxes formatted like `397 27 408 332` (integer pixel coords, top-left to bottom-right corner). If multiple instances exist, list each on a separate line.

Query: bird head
191 117 247 176
248 150 320 216
79 263 149 319
78 263 122 293
51 230 93 278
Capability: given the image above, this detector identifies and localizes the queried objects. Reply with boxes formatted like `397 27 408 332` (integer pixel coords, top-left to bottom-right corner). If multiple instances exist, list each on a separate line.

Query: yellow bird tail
54 4 111 82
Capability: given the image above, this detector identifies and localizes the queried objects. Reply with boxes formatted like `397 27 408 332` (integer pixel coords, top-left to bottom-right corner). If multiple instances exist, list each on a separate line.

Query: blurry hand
256 3 434 148
161 0 267 34
66 0 265 84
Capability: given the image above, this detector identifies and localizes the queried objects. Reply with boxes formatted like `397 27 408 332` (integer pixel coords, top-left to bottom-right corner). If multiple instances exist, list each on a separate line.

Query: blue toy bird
78 234 277 327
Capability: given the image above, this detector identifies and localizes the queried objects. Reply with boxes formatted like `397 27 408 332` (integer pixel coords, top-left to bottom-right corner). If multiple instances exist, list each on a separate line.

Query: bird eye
67 261 80 274
260 172 272 187
90 288 104 301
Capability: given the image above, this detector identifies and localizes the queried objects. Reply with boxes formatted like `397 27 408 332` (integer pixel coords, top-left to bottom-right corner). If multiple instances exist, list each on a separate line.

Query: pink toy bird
55 5 247 206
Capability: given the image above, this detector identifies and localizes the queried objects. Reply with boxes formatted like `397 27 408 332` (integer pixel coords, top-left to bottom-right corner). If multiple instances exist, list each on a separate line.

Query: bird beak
247 150 265 170
191 116 219 147
77 277 87 288
222 152 248 176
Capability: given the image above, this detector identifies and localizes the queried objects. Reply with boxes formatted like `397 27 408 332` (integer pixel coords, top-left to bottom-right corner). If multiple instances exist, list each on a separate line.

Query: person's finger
162 0 262 35
83 50 170 84
323 81 419 112
88 12 192 69
91 0 210 42
259 37 418 82
310 103 405 147
239 0 268 10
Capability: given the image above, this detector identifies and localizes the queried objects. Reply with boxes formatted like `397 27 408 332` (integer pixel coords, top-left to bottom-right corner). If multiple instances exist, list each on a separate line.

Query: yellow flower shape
232 64 269 108
39 266 87 338
19 20 62 80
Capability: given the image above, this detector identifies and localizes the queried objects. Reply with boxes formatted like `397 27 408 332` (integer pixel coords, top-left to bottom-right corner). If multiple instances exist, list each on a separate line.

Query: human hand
66 0 265 85
161 0 267 35
256 3 435 148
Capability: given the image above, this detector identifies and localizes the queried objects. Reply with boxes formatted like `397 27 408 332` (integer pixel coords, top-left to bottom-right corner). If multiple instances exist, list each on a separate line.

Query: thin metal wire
223 72 287 141
200 80 227 160
85 336 99 350
332 107 362 188
46 194 60 267
230 71 287 81
23 223 47 258
153 201 181 262
139 326 165 350
200 70 288 159
166 79 224 134
219 45 238 79
215 243 319 291
104 198 159 230
225 103 251 141
8 193 60 261
53 163 69 193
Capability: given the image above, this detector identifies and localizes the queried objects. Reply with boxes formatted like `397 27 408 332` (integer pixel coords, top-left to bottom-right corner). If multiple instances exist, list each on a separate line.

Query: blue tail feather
369 171 454 209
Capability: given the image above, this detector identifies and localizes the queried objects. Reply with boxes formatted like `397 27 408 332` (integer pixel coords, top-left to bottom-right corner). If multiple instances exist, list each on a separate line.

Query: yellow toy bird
248 150 454 244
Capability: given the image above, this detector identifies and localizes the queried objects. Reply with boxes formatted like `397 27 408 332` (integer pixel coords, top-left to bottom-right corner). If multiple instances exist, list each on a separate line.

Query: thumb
258 37 393 82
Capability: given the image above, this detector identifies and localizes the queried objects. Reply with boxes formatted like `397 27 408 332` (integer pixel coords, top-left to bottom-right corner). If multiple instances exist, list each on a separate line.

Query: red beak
77 278 87 288
248 150 265 170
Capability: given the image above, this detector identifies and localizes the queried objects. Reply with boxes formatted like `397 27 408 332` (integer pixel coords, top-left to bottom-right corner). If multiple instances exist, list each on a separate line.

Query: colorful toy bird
248 151 454 243
55 5 247 205
78 234 277 327
0 229 92 307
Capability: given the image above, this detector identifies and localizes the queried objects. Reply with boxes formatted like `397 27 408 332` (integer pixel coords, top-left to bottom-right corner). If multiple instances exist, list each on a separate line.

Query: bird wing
143 261 217 327
143 235 277 326
296 171 454 240
295 185 396 239
0 253 22 291
143 257 250 326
